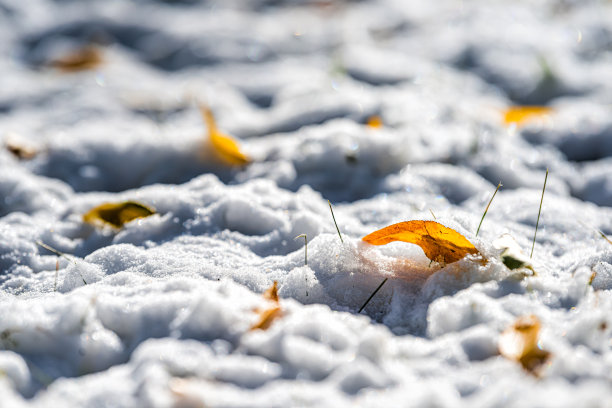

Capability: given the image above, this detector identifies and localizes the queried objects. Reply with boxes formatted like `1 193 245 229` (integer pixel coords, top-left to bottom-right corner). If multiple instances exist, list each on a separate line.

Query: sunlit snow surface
2 0 612 406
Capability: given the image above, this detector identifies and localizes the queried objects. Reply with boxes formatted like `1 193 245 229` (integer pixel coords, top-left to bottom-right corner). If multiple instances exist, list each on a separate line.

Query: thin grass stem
476 182 502 237
295 234 308 265
36 240 88 286
328 200 344 243
530 169 548 258
358 278 388 313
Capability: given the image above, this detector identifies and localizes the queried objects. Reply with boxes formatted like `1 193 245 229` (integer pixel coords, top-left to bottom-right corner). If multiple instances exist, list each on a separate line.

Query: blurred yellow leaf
51 46 103 72
362 220 480 264
366 115 383 128
251 281 283 331
200 105 250 166
499 314 551 375
503 106 552 126
83 201 155 229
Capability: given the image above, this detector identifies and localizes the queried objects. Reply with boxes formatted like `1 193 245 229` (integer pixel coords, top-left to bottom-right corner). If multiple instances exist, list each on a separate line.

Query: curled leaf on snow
493 234 535 276
83 201 156 229
362 220 481 265
366 115 384 128
499 315 551 376
200 104 250 166
4 138 37 160
50 46 104 72
251 281 283 331
503 106 552 126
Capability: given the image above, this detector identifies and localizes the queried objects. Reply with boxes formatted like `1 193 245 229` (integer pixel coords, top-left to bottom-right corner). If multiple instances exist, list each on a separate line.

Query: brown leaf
83 201 155 229
51 46 104 72
499 315 551 375
200 105 250 166
362 220 480 265
5 140 37 160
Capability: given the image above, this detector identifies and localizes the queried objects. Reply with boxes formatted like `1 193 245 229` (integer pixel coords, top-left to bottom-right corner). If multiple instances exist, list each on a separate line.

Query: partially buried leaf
83 201 155 229
200 105 250 166
5 139 37 160
493 234 535 274
50 46 103 72
503 106 552 126
250 281 283 331
362 220 480 265
499 315 551 375
366 115 383 128
263 280 279 302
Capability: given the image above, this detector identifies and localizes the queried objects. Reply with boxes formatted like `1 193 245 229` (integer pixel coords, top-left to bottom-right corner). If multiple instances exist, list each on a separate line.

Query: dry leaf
51 46 103 72
200 105 250 166
366 115 383 128
250 281 283 331
5 139 37 160
362 220 480 265
499 315 551 375
263 280 279 302
83 201 155 229
503 106 552 126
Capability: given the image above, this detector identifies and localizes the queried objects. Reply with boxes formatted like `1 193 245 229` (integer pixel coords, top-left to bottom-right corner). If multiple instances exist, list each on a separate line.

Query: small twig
530 169 548 259
429 209 437 220
476 182 502 237
295 234 308 265
36 240 88 286
358 278 388 313
328 200 344 243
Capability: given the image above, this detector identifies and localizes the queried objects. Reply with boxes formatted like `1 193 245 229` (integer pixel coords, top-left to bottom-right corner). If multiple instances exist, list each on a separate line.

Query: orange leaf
51 46 104 72
263 280 279 303
362 220 480 264
503 106 552 126
83 201 155 229
250 306 283 331
200 105 250 166
250 281 283 331
499 315 551 375
366 115 383 129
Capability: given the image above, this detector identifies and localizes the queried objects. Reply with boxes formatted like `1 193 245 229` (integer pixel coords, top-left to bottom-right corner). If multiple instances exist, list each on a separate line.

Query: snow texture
2 0 612 406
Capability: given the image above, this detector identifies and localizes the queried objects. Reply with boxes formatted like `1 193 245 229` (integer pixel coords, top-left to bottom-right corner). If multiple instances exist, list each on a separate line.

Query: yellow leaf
200 105 250 166
503 106 552 126
366 115 383 129
499 315 551 375
250 281 283 331
83 201 155 229
51 46 104 72
362 220 480 264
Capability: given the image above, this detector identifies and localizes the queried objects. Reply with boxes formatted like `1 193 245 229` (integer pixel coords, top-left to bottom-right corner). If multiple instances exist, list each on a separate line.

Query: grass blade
476 182 502 237
36 240 88 286
358 278 388 313
328 200 344 243
530 169 548 258
295 234 308 265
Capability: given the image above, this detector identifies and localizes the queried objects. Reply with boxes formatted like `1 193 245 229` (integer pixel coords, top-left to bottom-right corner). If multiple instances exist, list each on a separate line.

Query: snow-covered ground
2 0 612 406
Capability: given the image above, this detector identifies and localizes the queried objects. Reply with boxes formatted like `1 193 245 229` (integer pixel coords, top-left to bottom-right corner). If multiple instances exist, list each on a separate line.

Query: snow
2 0 612 406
